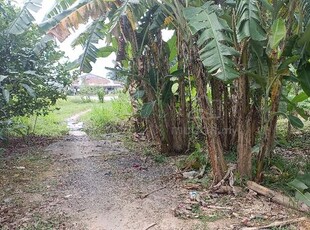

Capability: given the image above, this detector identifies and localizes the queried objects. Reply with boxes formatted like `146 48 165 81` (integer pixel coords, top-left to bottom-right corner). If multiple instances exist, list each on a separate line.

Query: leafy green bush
288 174 310 207
0 119 28 141
182 143 208 170
78 86 106 103
0 1 73 139
261 154 310 195
97 90 105 103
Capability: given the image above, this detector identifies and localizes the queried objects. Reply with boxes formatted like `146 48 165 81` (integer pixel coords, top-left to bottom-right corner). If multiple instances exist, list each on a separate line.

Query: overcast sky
14 0 173 77
14 0 115 77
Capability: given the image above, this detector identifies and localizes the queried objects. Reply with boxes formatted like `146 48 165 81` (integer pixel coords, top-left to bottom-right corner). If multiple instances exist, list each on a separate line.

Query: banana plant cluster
15 0 310 183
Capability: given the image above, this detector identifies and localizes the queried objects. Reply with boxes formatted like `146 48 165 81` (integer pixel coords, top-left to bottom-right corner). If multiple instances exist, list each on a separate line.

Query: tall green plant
0 1 72 139
20 0 310 184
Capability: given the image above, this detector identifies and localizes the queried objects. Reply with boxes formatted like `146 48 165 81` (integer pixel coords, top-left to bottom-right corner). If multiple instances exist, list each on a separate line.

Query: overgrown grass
13 96 96 137
8 94 131 138
276 117 310 148
81 93 132 136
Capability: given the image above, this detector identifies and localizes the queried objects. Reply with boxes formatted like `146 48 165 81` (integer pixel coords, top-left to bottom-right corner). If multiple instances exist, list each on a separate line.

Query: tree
183 0 310 180
0 1 72 126
20 0 310 183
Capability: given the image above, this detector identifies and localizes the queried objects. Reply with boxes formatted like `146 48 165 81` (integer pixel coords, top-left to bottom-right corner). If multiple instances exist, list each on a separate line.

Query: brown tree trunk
250 105 260 146
127 81 141 131
194 68 226 183
210 79 234 151
143 30 189 154
175 75 189 152
223 85 232 150
183 39 226 183
210 78 224 147
229 85 238 148
237 75 253 177
171 36 189 153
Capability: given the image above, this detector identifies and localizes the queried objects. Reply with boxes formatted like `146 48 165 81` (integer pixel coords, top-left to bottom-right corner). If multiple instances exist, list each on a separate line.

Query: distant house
72 74 123 94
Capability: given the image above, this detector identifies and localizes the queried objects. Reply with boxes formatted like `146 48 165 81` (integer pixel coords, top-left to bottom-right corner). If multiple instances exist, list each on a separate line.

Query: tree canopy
0 0 72 123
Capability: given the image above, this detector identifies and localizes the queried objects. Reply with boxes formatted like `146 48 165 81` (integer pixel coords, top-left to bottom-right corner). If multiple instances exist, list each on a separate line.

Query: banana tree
253 0 310 181
5 0 42 34
182 0 310 181
38 0 194 154
15 0 310 183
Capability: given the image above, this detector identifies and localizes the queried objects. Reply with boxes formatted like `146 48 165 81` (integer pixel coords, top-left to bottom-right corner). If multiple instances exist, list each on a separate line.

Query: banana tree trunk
195 72 226 183
223 85 232 150
237 75 253 177
184 39 226 182
175 75 189 152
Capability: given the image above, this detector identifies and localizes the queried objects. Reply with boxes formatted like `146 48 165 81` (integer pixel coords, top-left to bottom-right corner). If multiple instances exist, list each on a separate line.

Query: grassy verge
261 116 310 195
81 93 132 136
5 93 132 138
13 96 96 137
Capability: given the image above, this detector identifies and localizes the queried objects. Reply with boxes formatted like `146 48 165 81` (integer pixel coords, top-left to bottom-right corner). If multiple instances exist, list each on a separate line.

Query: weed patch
10 96 96 137
82 94 132 136
261 153 310 196
153 154 167 163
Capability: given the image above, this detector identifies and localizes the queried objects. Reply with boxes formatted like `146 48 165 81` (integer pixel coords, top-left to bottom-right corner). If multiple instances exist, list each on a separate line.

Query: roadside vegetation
26 0 310 187
14 97 94 137
81 93 132 136
2 94 132 138
1 0 310 229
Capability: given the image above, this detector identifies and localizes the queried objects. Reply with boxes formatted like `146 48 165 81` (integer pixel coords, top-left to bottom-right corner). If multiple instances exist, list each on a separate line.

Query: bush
97 90 105 103
0 1 73 139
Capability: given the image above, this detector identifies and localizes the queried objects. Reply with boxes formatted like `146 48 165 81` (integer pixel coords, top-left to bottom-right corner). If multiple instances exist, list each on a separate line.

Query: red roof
71 74 123 88
81 74 111 86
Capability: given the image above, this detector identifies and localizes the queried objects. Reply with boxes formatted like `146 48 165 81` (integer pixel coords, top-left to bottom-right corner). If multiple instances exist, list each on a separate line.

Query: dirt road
0 112 203 229
46 111 202 229
43 133 202 230
1 112 308 229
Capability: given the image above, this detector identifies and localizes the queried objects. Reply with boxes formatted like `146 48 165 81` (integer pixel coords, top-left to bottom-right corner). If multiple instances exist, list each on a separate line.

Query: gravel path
42 133 203 230
38 112 202 229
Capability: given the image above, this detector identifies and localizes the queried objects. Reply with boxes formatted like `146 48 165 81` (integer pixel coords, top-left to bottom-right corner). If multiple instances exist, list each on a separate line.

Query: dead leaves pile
175 182 307 229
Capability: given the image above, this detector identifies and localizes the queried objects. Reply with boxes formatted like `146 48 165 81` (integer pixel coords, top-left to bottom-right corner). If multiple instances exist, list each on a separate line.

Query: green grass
81 93 132 136
9 94 132 137
276 116 310 147
153 154 167 163
261 154 310 196
260 112 310 194
13 96 96 136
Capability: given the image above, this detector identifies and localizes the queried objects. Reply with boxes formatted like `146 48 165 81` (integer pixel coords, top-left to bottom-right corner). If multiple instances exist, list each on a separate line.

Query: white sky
14 0 115 77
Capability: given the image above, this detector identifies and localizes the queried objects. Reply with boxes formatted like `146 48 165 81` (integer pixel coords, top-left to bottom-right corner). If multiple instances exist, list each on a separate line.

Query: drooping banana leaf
40 0 109 42
236 0 266 42
183 2 239 82
73 18 106 73
7 0 43 34
43 0 78 20
109 0 130 33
